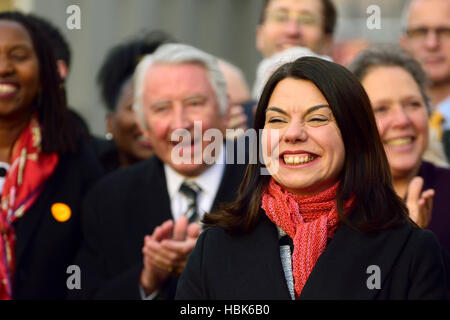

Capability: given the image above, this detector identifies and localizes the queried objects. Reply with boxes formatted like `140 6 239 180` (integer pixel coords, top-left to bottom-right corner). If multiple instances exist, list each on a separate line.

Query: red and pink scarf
262 178 353 298
0 115 58 299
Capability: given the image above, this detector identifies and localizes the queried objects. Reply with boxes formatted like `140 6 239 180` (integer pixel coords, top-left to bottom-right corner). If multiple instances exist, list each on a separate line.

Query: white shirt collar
164 145 226 220
165 164 186 201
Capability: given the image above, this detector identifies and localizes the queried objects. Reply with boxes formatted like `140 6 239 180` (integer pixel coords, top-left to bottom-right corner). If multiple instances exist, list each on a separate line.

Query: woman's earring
105 132 113 140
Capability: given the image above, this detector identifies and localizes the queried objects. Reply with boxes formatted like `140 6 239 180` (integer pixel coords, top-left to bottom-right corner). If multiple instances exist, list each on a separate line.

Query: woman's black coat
11 141 103 299
176 213 447 300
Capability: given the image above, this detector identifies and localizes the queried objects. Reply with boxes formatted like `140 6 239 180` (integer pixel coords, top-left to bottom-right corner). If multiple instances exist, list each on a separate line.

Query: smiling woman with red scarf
0 12 102 300
176 57 447 300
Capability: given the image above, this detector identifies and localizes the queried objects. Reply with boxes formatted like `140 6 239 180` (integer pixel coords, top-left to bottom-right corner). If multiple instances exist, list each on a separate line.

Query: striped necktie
179 181 201 223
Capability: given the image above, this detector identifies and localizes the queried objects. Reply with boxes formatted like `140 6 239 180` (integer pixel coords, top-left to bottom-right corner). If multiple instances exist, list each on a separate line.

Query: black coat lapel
222 214 293 299
257 215 293 299
135 156 173 230
299 219 413 299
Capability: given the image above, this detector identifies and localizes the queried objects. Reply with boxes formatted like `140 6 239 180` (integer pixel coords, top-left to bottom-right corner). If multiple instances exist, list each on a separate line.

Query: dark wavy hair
203 57 410 234
97 30 174 112
0 11 80 154
27 14 71 70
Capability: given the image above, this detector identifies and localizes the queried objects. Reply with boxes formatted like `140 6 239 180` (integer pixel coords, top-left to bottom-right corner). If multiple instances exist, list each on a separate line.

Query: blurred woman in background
96 31 173 173
350 45 450 296
0 12 102 299
349 45 450 260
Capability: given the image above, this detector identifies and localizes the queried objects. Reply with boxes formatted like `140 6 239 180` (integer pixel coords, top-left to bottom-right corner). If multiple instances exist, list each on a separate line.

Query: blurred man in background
224 0 338 134
74 44 247 300
256 0 336 58
401 0 450 165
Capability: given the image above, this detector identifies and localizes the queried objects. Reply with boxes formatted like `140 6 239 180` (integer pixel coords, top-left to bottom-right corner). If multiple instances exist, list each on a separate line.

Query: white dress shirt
164 145 226 221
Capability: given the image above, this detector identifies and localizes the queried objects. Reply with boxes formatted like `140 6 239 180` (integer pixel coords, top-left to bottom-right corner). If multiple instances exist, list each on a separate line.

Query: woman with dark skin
96 32 173 172
0 12 102 299
176 57 447 300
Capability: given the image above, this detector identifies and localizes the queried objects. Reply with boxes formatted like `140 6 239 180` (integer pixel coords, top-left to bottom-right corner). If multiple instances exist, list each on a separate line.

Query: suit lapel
299 218 413 299
137 157 173 231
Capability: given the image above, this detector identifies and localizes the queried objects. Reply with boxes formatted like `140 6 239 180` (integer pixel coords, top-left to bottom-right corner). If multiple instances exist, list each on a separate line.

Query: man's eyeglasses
265 10 320 27
405 27 450 41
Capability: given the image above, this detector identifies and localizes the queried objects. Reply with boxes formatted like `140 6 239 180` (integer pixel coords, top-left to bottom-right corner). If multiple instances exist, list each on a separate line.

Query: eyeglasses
405 27 450 41
265 10 320 27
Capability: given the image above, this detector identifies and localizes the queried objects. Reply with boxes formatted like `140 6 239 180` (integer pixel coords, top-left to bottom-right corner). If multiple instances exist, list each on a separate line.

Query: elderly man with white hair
72 43 247 300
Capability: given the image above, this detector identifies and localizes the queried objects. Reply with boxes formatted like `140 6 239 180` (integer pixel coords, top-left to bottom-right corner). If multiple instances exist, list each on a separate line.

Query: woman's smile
280 150 319 166
0 82 19 99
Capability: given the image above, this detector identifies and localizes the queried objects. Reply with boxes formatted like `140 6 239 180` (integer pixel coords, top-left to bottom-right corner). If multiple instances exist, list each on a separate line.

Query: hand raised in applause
406 176 434 229
140 216 200 295
159 217 200 275
140 219 173 295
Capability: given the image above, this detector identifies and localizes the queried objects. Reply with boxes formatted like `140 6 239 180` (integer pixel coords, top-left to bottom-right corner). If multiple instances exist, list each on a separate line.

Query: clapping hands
405 176 434 229
140 216 200 295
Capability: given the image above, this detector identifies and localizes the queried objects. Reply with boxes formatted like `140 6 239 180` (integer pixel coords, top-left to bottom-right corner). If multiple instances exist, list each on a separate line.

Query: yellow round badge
51 203 71 222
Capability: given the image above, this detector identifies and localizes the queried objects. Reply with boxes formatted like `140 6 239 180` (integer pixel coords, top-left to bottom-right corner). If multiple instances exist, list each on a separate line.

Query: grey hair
348 43 431 113
133 43 228 130
252 46 333 100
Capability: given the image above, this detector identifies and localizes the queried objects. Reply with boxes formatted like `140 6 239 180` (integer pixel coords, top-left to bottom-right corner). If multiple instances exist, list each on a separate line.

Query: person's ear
56 60 69 81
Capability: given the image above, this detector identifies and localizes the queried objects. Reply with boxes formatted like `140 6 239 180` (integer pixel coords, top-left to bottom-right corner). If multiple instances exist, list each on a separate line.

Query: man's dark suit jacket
72 155 247 300
176 213 447 300
12 141 103 299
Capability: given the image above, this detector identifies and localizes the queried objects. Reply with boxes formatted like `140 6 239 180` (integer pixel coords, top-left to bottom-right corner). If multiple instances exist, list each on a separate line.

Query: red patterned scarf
261 178 353 298
0 115 58 300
